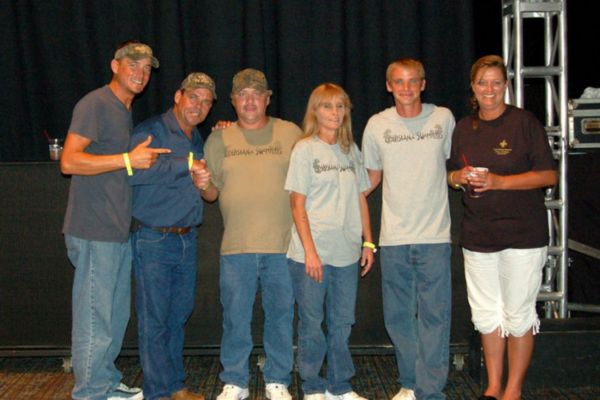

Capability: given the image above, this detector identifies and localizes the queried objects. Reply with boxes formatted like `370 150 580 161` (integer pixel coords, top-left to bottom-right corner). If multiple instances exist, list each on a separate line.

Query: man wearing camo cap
61 40 168 400
128 72 217 400
204 68 302 400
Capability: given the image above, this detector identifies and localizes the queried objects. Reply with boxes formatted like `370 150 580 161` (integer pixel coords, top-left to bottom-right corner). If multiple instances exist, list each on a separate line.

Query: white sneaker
325 391 368 400
266 383 292 400
217 384 250 400
391 388 416 400
107 382 144 400
304 393 326 400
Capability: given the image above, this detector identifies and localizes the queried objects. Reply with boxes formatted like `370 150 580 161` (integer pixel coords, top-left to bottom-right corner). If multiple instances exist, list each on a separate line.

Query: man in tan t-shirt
203 69 302 400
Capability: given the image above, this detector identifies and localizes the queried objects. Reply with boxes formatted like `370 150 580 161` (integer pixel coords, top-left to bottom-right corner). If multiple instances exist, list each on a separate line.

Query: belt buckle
152 226 190 234
163 226 190 234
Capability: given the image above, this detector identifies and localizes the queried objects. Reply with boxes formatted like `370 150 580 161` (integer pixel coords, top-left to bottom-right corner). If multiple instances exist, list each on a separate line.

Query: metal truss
502 0 569 318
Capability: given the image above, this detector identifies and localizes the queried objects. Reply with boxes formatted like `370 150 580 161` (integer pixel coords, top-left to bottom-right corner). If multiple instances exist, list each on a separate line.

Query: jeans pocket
65 235 82 267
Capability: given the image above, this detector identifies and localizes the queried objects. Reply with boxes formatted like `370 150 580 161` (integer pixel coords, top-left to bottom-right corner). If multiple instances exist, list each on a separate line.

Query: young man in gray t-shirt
362 58 455 400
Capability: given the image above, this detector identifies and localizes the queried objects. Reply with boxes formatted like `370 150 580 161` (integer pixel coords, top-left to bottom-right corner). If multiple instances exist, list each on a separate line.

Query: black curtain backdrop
1 0 475 161
2 0 599 353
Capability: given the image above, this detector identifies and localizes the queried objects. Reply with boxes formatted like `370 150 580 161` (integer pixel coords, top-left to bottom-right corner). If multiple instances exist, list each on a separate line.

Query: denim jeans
288 259 359 396
381 243 451 400
219 253 294 388
132 227 198 400
65 235 132 400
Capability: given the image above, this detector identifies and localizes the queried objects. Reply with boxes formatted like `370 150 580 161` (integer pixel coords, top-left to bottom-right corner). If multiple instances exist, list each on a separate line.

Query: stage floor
1 355 599 400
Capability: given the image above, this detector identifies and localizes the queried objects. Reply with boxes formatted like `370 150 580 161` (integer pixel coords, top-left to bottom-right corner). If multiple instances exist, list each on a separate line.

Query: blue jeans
288 259 358 396
65 235 132 400
219 253 294 388
381 244 451 400
132 227 198 400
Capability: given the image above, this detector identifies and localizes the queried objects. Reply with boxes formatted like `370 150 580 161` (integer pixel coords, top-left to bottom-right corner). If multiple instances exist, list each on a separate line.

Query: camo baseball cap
114 43 159 68
180 72 217 99
231 68 272 94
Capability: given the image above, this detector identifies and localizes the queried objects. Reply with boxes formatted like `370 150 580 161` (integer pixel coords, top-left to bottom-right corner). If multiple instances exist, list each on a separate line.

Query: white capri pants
463 247 547 337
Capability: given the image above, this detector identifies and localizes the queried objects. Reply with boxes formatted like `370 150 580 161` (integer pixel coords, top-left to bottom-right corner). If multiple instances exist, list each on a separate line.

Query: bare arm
189 159 219 202
365 169 383 197
61 132 126 175
60 133 171 176
200 182 219 202
448 167 556 193
290 191 323 283
484 170 557 191
359 192 374 277
211 120 234 131
447 167 469 189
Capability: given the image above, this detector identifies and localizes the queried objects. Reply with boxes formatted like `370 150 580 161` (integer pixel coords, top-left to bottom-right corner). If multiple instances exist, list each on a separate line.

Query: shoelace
268 384 289 399
222 385 239 396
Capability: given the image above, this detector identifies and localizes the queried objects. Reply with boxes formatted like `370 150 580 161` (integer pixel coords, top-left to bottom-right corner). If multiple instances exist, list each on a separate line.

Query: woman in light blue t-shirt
285 83 375 400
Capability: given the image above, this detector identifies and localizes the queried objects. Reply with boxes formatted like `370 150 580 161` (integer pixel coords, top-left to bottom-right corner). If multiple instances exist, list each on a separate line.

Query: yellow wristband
123 152 133 176
188 152 194 170
362 241 377 253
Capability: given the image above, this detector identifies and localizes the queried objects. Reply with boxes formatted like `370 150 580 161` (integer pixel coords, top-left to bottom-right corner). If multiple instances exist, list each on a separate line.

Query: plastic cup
467 167 488 198
48 138 63 161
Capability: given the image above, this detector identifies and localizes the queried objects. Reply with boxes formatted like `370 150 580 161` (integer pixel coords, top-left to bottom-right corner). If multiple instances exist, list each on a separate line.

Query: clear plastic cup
467 167 488 198
48 138 63 161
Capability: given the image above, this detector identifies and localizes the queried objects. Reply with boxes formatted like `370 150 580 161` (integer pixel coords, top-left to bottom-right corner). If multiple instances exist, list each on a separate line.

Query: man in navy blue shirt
129 72 216 400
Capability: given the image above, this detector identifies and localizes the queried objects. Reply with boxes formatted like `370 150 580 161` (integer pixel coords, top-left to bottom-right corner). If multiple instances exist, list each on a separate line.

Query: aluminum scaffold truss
502 0 569 318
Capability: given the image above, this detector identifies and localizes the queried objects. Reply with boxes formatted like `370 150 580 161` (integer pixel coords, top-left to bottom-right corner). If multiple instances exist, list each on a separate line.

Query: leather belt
151 226 192 235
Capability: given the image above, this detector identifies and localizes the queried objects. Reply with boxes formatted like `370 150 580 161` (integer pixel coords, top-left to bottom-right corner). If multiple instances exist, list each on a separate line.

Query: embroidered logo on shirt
383 124 444 143
224 141 283 157
494 139 512 155
312 159 355 174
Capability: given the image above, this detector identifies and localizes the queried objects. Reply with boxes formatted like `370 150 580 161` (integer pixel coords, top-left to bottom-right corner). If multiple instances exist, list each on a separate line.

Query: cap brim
232 87 272 95
126 54 160 68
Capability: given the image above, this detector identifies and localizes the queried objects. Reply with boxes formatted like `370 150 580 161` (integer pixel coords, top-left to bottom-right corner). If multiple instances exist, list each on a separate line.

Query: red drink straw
43 130 51 143
461 153 469 167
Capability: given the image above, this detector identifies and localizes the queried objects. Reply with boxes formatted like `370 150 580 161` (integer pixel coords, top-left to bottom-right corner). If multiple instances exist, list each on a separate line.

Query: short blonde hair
302 83 354 153
386 58 426 82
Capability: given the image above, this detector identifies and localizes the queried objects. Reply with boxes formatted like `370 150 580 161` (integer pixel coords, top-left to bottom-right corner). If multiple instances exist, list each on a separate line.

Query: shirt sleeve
68 95 100 142
284 140 311 196
444 111 456 160
362 118 383 171
446 120 464 171
352 144 371 193
526 112 557 171
204 129 225 190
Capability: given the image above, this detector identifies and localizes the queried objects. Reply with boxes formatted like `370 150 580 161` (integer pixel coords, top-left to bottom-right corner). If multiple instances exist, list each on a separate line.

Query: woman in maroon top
446 55 557 400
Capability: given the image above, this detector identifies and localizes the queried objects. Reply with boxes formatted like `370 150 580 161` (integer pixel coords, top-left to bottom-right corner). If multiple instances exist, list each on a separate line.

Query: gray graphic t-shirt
285 136 370 266
362 104 455 246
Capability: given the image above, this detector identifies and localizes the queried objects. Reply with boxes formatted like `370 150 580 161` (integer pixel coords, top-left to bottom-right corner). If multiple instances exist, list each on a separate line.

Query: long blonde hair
302 83 354 153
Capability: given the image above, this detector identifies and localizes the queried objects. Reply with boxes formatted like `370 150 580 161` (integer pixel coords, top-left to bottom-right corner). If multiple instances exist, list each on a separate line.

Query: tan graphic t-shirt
204 117 302 254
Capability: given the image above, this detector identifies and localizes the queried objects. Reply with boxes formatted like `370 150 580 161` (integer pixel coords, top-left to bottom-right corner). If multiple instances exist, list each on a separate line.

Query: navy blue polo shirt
129 109 205 228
